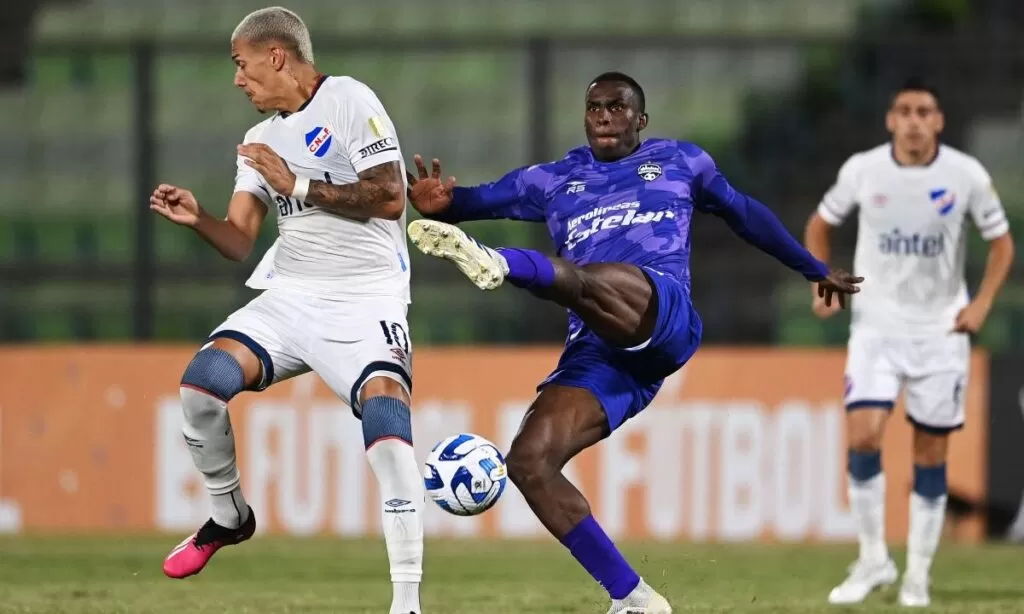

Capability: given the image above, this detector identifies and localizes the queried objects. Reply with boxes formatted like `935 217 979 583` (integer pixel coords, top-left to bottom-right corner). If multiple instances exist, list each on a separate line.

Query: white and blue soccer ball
423 433 507 516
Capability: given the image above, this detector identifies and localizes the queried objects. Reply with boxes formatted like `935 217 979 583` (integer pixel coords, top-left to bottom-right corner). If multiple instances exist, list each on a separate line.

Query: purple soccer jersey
440 139 828 289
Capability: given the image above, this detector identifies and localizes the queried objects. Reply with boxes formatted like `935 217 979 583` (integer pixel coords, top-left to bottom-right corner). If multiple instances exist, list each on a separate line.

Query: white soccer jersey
234 76 411 302
818 143 1009 337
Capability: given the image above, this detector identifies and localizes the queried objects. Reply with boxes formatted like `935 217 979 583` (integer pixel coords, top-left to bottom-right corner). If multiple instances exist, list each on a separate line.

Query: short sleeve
817 154 862 226
337 82 402 174
234 125 272 206
966 160 1010 241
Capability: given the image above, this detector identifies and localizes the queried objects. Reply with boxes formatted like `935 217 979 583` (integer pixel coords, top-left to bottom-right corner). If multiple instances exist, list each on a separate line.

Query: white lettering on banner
249 405 314 535
600 418 646 537
718 403 765 541
588 401 853 542
644 410 684 539
0 404 23 534
684 406 714 541
150 395 858 541
497 403 540 537
818 406 856 540
319 406 367 537
155 398 210 531
772 402 814 541
415 401 480 537
246 403 368 536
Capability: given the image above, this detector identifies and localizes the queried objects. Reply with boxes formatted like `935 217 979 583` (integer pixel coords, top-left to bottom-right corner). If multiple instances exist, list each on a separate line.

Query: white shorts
843 328 970 432
207 288 412 416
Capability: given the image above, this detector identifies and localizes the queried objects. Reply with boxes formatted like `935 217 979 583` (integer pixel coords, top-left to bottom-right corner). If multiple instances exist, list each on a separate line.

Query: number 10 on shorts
380 320 410 355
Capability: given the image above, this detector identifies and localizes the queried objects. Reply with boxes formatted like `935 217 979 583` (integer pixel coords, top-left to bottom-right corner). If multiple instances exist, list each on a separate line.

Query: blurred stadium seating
1 0 1021 347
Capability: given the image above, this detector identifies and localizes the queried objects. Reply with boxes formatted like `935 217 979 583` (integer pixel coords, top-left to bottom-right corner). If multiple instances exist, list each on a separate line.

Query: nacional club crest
638 163 662 181
304 126 333 158
929 188 956 216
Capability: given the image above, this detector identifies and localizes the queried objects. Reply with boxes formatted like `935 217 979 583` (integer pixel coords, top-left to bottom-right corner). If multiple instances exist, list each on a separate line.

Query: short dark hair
589 72 646 113
893 77 942 108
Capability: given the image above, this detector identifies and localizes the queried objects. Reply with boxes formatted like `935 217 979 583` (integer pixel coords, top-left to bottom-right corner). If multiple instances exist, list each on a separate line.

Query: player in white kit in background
149 8 425 613
805 79 1014 608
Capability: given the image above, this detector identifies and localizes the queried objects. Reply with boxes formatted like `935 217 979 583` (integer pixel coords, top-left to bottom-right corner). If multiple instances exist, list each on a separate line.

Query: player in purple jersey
406 72 861 613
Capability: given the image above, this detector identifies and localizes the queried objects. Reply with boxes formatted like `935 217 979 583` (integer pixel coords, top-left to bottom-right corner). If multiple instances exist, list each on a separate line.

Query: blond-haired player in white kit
148 7 424 613
805 79 1014 608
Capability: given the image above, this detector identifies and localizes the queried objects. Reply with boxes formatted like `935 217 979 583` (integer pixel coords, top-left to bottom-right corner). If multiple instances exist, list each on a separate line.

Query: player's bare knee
505 440 556 490
209 338 264 388
846 408 888 453
912 428 949 466
360 378 413 450
359 376 410 406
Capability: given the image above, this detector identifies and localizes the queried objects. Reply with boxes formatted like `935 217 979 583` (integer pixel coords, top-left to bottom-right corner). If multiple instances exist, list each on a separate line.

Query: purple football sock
495 247 556 290
559 515 641 600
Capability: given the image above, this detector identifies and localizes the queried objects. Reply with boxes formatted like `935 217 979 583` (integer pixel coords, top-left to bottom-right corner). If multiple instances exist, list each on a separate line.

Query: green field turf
0 536 1021 613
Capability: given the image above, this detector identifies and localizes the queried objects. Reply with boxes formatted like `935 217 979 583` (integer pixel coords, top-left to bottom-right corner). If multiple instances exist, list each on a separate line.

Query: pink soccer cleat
162 507 256 579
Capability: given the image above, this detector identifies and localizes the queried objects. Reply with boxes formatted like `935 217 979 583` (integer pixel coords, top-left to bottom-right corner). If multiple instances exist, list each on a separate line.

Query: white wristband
290 176 310 203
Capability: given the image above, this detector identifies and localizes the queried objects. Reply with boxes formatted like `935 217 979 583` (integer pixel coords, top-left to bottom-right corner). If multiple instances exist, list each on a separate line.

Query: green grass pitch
0 536 1022 612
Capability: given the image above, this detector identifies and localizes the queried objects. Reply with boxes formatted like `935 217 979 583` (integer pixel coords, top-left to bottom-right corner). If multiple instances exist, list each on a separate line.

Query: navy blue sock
560 515 640 600
913 464 947 499
848 449 882 481
496 247 555 290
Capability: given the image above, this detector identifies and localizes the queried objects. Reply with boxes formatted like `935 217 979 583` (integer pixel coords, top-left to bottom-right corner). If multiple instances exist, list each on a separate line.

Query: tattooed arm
305 161 405 221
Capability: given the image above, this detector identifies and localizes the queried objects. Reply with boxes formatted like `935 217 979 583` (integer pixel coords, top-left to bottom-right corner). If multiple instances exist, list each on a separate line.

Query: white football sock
848 472 888 563
180 386 249 529
907 492 947 576
366 438 424 612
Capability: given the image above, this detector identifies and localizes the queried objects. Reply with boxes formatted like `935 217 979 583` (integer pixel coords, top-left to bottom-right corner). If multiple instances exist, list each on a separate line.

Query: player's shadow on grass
931 587 1024 603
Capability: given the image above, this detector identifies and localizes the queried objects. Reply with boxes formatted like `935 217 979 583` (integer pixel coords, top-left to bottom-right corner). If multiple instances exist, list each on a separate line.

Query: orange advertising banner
0 346 988 542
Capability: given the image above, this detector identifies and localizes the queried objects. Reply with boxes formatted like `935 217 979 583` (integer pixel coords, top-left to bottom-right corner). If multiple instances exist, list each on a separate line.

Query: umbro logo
384 498 416 514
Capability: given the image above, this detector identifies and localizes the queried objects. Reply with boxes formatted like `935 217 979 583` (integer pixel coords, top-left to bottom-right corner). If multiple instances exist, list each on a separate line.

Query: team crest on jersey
304 126 333 158
929 188 956 216
638 163 662 181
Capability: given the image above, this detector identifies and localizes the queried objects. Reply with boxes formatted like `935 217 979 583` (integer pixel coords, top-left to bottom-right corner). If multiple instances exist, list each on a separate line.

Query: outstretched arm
408 155 547 223
692 153 829 281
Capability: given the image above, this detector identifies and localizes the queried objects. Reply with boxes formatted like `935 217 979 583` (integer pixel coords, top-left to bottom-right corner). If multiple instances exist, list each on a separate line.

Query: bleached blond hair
231 7 314 64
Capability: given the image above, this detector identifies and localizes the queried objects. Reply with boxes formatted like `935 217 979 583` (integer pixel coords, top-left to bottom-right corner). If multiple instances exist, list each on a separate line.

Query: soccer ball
423 433 508 516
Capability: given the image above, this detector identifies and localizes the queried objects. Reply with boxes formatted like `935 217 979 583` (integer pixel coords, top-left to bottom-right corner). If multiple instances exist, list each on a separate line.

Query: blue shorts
537 267 702 431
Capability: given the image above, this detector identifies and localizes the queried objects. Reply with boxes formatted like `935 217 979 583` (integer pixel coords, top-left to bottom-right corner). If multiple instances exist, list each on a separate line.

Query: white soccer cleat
407 219 507 290
827 558 898 605
607 579 672 614
898 570 931 608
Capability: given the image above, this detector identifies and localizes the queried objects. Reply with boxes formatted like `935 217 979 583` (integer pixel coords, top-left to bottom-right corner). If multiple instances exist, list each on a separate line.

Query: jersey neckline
279 74 328 119
888 142 941 169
